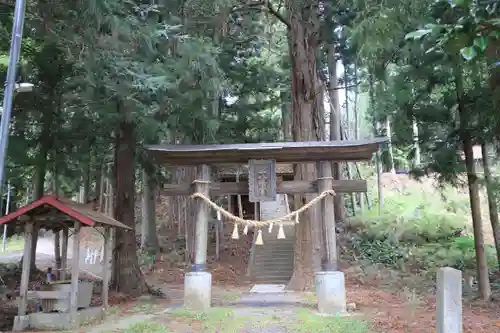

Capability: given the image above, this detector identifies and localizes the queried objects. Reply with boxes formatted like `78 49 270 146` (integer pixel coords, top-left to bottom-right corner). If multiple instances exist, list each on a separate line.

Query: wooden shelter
147 138 387 311
0 195 131 331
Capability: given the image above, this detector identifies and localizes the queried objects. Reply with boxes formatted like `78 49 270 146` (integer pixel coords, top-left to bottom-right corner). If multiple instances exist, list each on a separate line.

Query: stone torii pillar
184 164 212 311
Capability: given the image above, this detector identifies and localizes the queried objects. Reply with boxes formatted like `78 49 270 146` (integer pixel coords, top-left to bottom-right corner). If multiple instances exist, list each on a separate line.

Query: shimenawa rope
190 188 335 245
190 190 335 227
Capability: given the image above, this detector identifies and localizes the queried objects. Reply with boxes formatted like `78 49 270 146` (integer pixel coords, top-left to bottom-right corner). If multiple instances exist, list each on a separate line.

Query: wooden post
318 161 337 270
194 164 210 271
61 226 69 281
102 227 111 309
70 222 81 327
18 222 34 317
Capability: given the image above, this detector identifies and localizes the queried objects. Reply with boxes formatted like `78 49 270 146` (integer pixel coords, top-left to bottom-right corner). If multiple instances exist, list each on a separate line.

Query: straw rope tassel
295 212 299 224
243 224 249 235
231 223 239 239
255 229 264 245
277 223 286 239
268 223 273 233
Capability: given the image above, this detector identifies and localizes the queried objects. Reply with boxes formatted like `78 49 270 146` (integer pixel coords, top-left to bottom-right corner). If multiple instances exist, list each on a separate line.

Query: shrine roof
147 138 388 165
0 195 131 231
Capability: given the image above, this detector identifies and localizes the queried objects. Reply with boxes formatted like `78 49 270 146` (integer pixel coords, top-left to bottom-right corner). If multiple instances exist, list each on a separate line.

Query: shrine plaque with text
248 159 277 203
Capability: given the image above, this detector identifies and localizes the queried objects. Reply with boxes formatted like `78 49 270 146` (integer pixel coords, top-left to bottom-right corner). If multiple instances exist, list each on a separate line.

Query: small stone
137 294 156 302
346 302 357 312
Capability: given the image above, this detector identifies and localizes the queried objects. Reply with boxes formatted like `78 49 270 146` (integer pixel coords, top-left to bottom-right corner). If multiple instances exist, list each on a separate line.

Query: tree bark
327 43 347 223
26 104 54 271
82 151 91 204
481 143 500 269
112 117 148 296
386 116 395 173
412 117 421 167
286 2 325 291
52 162 61 279
455 64 491 300
141 168 159 251
280 90 292 141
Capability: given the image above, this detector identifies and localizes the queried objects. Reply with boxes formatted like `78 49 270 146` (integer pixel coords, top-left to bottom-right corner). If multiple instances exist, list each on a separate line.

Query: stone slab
234 292 303 307
315 271 347 315
12 315 29 332
250 284 287 293
436 267 462 333
25 306 104 330
184 272 212 311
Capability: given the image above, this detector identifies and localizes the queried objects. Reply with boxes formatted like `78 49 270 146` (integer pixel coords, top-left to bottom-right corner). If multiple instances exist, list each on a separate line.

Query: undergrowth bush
348 182 498 272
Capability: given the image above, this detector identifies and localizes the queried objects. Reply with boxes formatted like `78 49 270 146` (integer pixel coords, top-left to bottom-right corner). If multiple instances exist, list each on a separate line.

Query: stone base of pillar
12 316 29 331
315 271 347 315
184 272 212 311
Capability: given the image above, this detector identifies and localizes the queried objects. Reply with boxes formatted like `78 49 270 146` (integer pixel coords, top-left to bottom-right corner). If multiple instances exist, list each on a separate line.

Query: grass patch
124 321 171 333
287 309 370 333
2 236 24 253
168 307 281 331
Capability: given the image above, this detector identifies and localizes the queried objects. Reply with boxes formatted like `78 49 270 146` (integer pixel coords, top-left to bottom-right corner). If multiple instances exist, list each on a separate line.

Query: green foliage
349 180 499 272
405 0 500 60
288 309 370 333
412 236 498 271
124 321 171 333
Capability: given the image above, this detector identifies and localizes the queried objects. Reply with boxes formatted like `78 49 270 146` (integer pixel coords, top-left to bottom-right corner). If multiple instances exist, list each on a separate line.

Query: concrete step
256 244 294 249
255 274 292 283
253 256 293 262
254 256 294 261
253 266 293 272
254 273 293 279
254 250 294 256
254 251 295 261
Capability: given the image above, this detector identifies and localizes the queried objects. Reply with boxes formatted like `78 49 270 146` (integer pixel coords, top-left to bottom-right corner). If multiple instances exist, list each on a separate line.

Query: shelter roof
147 138 388 165
0 195 131 230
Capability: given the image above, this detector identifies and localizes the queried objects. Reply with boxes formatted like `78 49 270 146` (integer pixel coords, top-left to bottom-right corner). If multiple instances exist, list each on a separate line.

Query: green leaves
450 0 471 7
473 36 488 51
405 29 432 41
458 37 488 61
459 46 477 60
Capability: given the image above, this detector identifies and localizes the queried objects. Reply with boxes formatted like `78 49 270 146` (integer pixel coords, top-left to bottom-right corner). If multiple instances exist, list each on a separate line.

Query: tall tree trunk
98 163 105 212
481 143 500 269
141 168 159 251
386 116 395 173
82 152 90 204
281 90 292 141
353 63 363 212
52 157 61 279
27 105 54 271
455 64 491 300
343 60 356 214
286 2 326 291
412 117 421 167
327 43 347 223
112 116 148 296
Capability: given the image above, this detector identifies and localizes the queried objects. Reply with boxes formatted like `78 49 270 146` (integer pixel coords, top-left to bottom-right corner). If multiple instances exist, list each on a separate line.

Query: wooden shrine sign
248 159 277 203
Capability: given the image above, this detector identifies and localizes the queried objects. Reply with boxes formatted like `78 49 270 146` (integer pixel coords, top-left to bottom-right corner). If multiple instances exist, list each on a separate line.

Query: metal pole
2 181 10 252
0 0 28 197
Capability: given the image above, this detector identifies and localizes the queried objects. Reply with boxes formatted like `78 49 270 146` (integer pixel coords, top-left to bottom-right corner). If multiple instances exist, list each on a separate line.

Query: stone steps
249 195 295 284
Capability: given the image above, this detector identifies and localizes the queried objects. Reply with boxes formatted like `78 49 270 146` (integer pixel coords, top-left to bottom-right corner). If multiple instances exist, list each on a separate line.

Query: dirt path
345 279 500 332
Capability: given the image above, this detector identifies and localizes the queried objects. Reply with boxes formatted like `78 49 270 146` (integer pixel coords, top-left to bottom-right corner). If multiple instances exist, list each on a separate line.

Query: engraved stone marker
248 159 277 203
436 267 462 333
